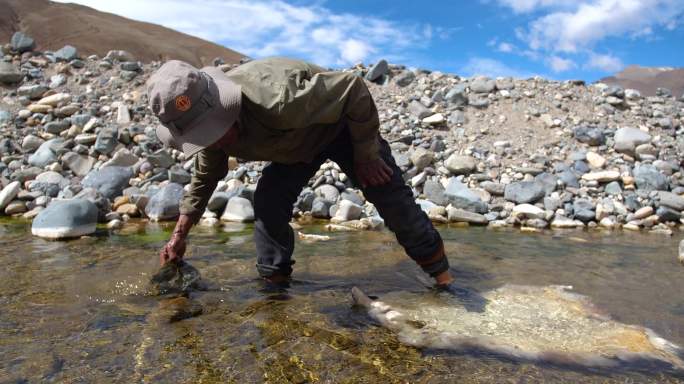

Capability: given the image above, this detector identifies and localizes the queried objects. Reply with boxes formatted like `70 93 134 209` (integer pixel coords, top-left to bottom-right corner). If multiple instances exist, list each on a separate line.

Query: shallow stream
1 219 684 383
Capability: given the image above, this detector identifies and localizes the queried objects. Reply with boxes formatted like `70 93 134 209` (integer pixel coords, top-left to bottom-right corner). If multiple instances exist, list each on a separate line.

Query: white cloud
495 0 572 13
547 56 576 72
493 0 684 73
462 57 534 78
585 52 624 72
498 42 516 52
52 0 427 67
521 0 684 53
341 39 373 64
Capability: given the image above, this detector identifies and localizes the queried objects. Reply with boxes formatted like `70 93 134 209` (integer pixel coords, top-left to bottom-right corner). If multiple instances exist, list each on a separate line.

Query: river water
1 218 684 383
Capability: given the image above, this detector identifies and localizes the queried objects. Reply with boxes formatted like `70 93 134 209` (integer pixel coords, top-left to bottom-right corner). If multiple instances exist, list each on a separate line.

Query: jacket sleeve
179 148 229 222
281 71 381 163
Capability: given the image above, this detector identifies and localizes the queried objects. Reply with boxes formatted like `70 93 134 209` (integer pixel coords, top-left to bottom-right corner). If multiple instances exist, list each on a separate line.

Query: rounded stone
31 199 98 239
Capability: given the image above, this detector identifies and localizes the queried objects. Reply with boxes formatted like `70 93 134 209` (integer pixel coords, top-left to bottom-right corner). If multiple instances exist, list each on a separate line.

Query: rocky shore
1 32 684 242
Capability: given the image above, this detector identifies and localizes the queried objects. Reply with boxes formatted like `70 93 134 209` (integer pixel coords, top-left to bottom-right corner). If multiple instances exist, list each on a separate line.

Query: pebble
581 171 620 183
445 155 476 175
0 181 21 211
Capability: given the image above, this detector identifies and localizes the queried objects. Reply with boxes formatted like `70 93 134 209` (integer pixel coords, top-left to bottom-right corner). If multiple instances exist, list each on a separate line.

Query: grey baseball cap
147 60 241 158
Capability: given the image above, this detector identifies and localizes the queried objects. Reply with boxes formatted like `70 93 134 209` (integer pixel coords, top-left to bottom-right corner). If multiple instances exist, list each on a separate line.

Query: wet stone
150 261 202 296
155 297 203 323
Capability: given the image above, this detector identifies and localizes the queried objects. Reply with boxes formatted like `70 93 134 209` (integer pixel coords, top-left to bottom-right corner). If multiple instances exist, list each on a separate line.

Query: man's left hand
355 158 393 188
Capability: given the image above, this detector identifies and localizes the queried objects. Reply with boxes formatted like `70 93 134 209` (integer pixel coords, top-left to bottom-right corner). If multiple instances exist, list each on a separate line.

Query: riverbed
1 219 683 383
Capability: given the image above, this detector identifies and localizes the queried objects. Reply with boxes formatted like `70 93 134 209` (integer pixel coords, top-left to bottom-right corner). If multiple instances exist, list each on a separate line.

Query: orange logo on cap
175 95 192 112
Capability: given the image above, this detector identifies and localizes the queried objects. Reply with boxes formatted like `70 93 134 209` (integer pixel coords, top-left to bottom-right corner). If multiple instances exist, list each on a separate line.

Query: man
147 57 454 288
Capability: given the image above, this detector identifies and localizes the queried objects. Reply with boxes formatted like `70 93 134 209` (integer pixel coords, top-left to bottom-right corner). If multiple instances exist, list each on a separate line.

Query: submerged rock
352 285 684 370
149 260 201 295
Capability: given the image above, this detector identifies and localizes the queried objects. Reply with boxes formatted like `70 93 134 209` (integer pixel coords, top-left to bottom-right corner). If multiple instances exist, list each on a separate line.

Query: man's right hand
159 214 195 265
159 233 187 265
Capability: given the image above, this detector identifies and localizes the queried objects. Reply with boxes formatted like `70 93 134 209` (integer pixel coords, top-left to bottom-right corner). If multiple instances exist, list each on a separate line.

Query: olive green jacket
179 57 381 218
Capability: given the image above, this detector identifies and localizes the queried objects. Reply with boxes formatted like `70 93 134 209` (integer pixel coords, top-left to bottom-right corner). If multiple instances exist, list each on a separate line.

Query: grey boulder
0 62 23 84
423 180 449 206
504 181 545 204
614 128 651 155
573 199 595 223
221 196 255 222
31 199 98 239
633 165 668 192
315 184 340 202
311 197 333 218
145 183 185 221
574 126 605 146
445 154 476 175
54 45 78 61
333 200 363 221
447 208 488 224
445 84 468 106
444 178 488 214
82 166 133 199
365 59 388 82
94 126 119 155
61 152 95 177
470 78 496 93
658 191 684 211
11 32 35 53
394 71 416 87
28 138 64 167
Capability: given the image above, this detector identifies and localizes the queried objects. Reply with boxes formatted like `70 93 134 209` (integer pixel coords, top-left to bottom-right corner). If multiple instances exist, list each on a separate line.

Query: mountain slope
600 65 684 97
0 0 245 67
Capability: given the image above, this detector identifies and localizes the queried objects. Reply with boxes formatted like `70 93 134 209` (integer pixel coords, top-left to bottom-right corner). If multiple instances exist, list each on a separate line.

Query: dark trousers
253 128 448 278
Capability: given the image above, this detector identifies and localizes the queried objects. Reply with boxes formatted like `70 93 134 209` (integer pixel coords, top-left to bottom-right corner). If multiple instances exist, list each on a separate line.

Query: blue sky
56 0 684 81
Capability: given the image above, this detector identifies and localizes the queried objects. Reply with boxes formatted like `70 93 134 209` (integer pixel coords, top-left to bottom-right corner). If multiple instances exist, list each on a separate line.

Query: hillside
0 0 245 67
600 65 684 97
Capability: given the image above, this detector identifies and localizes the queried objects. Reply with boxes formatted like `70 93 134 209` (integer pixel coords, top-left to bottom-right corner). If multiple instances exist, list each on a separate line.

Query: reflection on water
1 218 684 383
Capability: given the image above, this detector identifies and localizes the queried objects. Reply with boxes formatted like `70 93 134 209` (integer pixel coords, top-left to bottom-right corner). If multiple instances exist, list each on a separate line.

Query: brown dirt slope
0 0 245 67
600 65 684 97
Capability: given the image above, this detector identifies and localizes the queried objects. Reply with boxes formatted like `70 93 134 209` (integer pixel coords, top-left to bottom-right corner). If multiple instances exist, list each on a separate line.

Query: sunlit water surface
1 218 684 383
